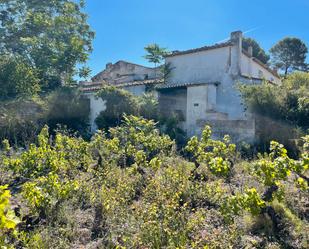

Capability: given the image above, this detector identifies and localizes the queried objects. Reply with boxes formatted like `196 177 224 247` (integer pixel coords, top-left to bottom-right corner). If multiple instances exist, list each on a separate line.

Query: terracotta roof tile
156 81 220 89
80 78 164 93
116 78 164 87
165 41 233 57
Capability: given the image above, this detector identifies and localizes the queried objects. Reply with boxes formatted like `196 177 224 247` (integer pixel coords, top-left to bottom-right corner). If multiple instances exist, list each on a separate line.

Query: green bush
0 87 90 147
95 86 139 130
0 98 46 146
95 86 187 147
45 87 90 137
239 72 309 155
0 122 308 248
0 185 19 248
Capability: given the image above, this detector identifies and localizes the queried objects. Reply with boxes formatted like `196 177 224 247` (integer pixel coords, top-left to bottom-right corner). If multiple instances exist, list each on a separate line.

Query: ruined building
81 31 281 142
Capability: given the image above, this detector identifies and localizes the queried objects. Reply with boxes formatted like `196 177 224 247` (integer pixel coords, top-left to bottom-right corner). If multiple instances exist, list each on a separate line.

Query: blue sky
84 0 309 76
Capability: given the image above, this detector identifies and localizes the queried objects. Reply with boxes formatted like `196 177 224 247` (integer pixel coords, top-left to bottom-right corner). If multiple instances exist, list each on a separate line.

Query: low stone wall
196 118 256 143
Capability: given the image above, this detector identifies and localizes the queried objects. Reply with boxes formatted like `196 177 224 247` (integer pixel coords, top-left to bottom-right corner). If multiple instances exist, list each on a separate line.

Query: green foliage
45 87 90 137
160 62 174 81
270 37 308 75
222 138 308 225
95 86 139 130
159 114 187 147
222 188 266 221
95 86 184 144
0 87 90 147
138 92 159 120
242 37 270 64
22 172 79 215
239 72 309 153
254 141 292 187
0 54 40 100
185 125 237 178
0 98 46 146
0 123 307 248
144 43 168 65
0 185 19 230
0 0 94 89
93 115 174 168
0 185 19 247
4 126 92 179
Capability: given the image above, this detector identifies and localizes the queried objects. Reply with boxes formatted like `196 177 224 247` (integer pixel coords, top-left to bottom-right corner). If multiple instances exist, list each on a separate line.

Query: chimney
247 46 253 57
230 31 243 76
106 62 113 69
230 31 243 48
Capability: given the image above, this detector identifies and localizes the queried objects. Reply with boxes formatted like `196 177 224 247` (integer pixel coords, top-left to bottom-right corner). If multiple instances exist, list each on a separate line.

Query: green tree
0 55 40 99
144 44 168 77
242 37 270 64
0 0 94 90
270 37 308 75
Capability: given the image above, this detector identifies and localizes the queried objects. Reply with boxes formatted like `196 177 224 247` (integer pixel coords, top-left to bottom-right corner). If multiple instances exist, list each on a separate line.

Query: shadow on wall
254 115 303 158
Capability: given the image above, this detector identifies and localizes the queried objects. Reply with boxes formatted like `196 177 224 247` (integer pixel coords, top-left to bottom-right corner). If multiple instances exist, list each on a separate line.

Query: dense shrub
0 185 19 248
95 86 187 146
0 98 46 146
138 92 160 120
0 87 90 147
239 72 309 154
44 87 90 137
0 120 308 248
95 86 139 130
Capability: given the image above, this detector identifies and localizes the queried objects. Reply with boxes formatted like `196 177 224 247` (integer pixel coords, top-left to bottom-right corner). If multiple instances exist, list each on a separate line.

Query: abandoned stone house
81 31 281 142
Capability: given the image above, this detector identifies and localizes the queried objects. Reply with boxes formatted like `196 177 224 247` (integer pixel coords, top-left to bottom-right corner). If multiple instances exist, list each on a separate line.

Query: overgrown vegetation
0 116 308 248
0 88 90 147
0 0 94 91
0 0 93 146
95 85 186 146
0 1 308 248
239 71 309 154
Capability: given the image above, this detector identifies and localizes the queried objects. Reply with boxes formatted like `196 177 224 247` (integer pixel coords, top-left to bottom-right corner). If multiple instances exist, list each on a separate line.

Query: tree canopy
242 37 270 64
0 0 94 90
0 54 40 99
144 44 168 67
270 37 308 75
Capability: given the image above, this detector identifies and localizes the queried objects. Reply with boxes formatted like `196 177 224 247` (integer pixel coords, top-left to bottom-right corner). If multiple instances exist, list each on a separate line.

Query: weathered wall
122 85 146 96
158 88 187 129
165 46 231 84
164 32 249 121
92 61 158 84
166 83 256 142
186 85 208 137
241 53 281 84
196 119 256 143
85 93 106 132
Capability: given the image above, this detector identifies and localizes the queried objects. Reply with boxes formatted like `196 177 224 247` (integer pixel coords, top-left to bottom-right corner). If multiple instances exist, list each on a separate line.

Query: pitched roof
165 41 233 58
164 38 279 79
156 81 220 90
79 81 106 93
242 50 280 78
116 78 164 87
80 78 164 93
92 60 156 81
